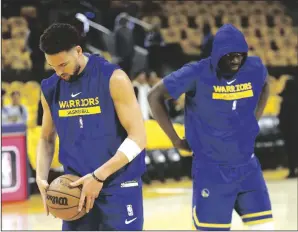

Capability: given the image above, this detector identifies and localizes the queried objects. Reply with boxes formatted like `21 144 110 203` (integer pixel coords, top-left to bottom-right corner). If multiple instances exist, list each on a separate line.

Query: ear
76 46 83 56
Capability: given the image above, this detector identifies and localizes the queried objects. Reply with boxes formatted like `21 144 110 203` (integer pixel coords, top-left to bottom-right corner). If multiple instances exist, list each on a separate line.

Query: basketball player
36 23 146 230
148 24 273 231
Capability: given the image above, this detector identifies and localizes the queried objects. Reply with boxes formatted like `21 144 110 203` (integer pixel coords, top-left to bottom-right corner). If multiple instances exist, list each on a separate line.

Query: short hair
39 23 80 55
11 91 20 97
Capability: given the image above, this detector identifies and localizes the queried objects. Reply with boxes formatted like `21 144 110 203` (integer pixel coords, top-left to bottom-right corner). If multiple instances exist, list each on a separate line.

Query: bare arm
148 81 180 143
148 81 190 150
255 80 270 121
36 93 57 181
94 69 146 180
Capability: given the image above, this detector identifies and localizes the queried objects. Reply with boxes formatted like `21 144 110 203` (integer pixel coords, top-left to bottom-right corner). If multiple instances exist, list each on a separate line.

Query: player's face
218 52 245 74
45 47 82 81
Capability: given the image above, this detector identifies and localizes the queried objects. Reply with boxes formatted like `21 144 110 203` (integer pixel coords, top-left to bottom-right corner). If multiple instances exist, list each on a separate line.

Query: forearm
94 151 129 180
94 134 145 180
148 93 180 143
255 83 270 121
36 138 55 180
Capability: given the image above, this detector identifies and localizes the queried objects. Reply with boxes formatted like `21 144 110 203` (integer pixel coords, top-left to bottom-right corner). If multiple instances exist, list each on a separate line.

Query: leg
235 159 274 230
192 165 237 231
62 206 100 231
97 178 143 230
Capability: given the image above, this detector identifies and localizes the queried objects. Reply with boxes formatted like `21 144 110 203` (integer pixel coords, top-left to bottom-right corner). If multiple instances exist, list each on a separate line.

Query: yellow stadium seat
267 3 285 16
2 82 10 93
20 6 37 18
163 2 179 16
197 5 209 15
160 27 181 44
249 15 266 26
24 81 40 90
222 15 241 27
183 1 199 17
11 59 28 71
11 27 28 39
145 120 191 156
185 28 202 46
10 81 24 90
195 15 215 29
180 39 201 55
8 16 28 28
233 5 247 16
142 16 161 29
3 96 11 106
168 14 188 29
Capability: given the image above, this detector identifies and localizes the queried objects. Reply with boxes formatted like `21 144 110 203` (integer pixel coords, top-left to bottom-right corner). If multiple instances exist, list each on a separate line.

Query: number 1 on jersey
79 117 83 128
232 100 237 111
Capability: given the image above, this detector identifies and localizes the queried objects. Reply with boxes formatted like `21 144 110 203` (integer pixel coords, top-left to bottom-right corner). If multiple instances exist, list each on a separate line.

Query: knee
248 221 274 230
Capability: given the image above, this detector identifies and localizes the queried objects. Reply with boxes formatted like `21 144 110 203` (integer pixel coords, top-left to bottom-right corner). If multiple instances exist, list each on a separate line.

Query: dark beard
67 64 82 82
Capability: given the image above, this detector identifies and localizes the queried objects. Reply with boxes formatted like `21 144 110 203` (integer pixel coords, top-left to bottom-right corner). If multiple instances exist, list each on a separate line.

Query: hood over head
211 24 248 70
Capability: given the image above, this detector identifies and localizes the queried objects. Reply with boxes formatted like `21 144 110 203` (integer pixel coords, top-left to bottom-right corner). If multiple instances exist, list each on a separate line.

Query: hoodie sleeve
163 63 199 100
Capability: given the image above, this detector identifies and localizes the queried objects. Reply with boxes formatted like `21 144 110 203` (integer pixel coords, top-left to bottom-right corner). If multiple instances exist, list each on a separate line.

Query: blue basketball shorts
62 178 143 231
192 155 273 231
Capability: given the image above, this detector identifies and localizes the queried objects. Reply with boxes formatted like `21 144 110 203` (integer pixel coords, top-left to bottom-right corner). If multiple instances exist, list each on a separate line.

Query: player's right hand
36 178 50 216
173 138 191 151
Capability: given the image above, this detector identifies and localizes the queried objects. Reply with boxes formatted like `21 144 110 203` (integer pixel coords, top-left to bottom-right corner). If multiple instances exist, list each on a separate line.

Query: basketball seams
48 205 78 210
67 209 85 221
58 176 79 183
58 176 83 191
46 175 86 221
46 189 80 199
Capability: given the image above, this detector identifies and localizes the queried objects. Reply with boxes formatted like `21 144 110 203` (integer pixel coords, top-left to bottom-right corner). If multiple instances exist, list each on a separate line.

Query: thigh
97 178 144 231
192 168 237 231
235 165 273 226
62 206 100 231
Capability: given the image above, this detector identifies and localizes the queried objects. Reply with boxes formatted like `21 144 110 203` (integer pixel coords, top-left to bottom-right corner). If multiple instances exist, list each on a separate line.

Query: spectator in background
114 13 135 76
144 22 165 76
132 70 151 120
147 71 161 87
3 91 28 124
2 89 10 125
199 24 214 60
279 77 298 178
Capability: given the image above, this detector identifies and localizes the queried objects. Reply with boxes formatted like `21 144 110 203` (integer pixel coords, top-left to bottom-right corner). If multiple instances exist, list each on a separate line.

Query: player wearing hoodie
148 24 273 231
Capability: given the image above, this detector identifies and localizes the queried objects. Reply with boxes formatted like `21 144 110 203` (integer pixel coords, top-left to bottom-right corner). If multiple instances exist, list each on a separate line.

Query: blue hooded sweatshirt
163 24 268 165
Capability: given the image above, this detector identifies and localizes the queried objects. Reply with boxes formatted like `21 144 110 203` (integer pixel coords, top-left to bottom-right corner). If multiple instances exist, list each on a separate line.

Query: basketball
46 174 86 221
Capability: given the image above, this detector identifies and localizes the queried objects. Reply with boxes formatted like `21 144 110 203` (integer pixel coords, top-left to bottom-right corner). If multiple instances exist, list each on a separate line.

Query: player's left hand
70 174 103 213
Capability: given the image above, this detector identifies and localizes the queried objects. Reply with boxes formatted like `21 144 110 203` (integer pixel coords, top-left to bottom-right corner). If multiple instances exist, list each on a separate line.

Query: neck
78 55 88 74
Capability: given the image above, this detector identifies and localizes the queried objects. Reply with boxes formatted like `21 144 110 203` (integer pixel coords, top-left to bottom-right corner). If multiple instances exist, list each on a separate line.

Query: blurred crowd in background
2 0 298 177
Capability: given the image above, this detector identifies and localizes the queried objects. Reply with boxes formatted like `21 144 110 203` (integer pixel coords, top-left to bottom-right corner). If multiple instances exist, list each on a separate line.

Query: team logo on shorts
126 204 134 216
201 188 210 198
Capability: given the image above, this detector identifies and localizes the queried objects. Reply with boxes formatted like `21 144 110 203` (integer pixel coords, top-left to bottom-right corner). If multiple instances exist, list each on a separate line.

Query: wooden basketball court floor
2 169 297 230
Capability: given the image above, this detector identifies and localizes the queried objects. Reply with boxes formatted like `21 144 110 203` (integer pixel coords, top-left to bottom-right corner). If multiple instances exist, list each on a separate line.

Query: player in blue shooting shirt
36 23 146 231
148 24 273 231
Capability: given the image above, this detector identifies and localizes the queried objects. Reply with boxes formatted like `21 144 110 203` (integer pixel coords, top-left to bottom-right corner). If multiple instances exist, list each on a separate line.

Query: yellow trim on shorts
241 210 272 219
193 206 231 228
244 218 274 226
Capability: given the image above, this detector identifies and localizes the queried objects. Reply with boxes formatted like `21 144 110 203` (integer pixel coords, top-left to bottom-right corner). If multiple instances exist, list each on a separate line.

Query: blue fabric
41 54 146 193
62 178 143 231
192 156 272 230
163 24 268 164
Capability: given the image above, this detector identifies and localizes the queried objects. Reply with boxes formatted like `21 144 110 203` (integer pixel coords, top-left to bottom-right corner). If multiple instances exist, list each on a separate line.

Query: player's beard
217 54 246 80
63 63 81 82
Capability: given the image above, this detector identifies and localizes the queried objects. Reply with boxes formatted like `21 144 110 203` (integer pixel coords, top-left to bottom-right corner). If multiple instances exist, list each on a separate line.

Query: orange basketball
46 174 86 221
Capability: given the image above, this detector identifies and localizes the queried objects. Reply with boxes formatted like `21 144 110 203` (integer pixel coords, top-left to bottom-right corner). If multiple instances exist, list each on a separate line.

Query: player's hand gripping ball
70 173 103 213
46 174 86 221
